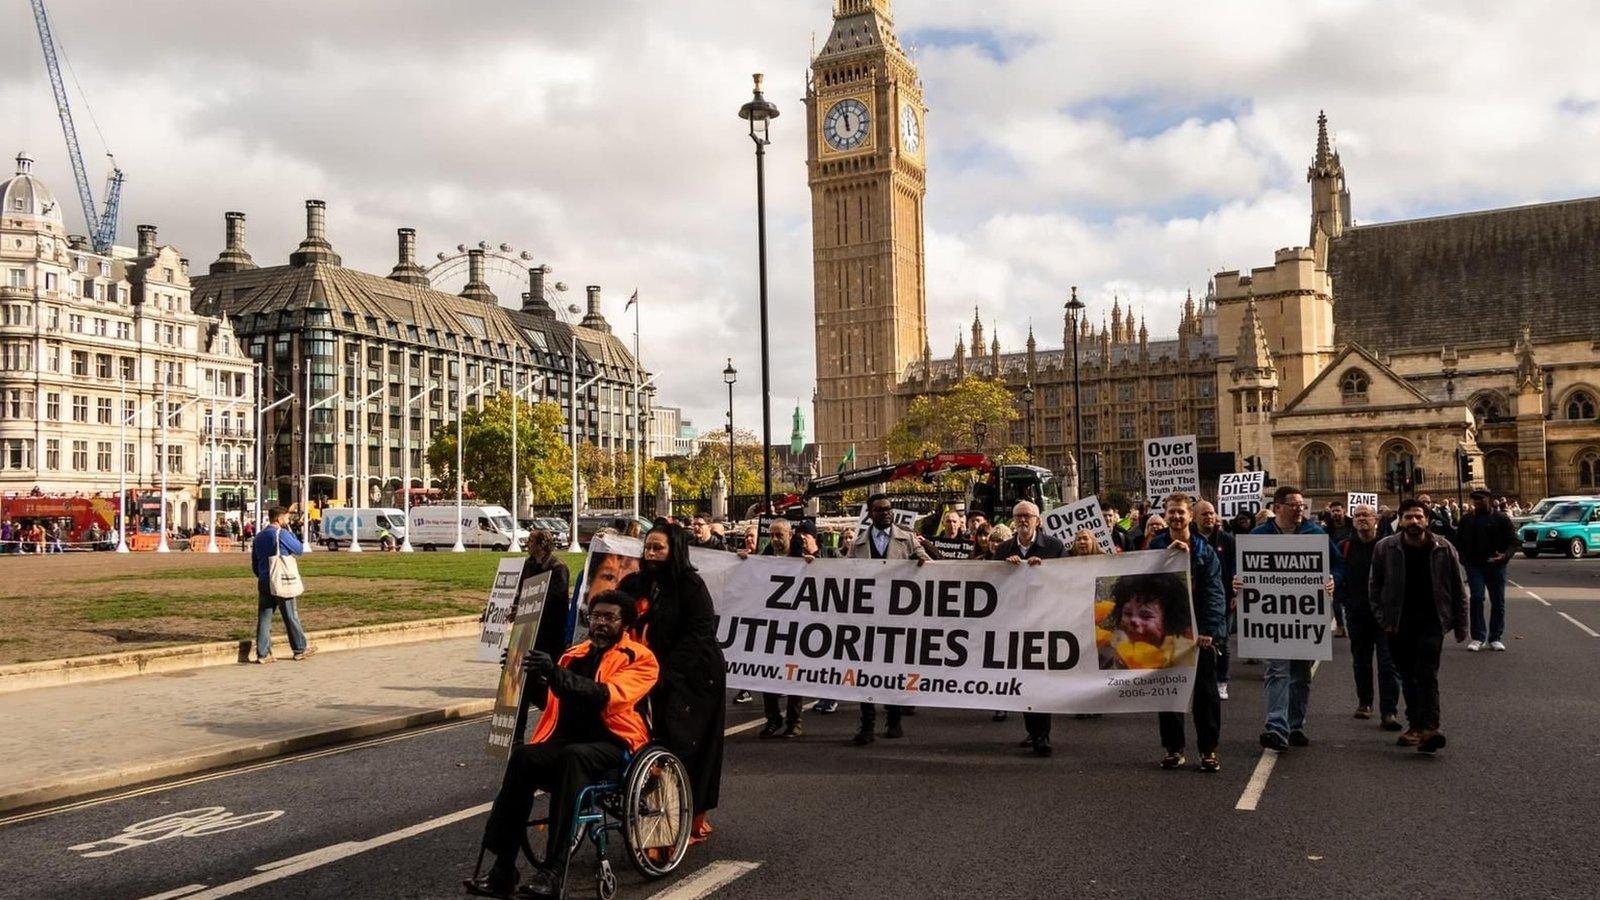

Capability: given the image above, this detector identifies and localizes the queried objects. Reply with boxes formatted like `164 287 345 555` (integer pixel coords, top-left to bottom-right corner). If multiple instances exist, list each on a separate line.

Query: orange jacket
527 634 658 752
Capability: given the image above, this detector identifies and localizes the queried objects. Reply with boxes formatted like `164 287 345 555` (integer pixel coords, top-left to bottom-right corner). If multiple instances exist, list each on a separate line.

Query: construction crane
29 0 123 255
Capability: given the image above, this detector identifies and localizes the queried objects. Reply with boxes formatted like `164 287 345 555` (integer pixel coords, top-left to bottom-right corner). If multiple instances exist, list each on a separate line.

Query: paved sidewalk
0 637 496 813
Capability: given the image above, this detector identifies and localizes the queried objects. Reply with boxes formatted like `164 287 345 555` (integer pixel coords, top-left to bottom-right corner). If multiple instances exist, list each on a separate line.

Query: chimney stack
136 224 157 257
289 199 342 267
386 226 430 287
521 264 555 316
579 285 611 332
458 248 498 304
209 211 258 275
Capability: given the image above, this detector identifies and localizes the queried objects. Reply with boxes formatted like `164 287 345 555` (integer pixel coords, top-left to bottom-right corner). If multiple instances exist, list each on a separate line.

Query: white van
320 507 407 550
407 504 523 551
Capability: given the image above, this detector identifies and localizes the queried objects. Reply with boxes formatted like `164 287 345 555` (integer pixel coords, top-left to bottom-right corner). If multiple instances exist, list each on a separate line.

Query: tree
426 393 571 508
663 428 769 499
886 376 1021 461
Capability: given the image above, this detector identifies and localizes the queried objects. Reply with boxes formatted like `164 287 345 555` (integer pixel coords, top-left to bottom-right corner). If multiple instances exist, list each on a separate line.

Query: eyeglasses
1279 502 1308 509
589 611 623 624
1013 513 1037 521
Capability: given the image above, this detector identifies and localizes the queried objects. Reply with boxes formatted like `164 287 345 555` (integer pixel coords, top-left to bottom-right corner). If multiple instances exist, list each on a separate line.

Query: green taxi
1520 500 1600 559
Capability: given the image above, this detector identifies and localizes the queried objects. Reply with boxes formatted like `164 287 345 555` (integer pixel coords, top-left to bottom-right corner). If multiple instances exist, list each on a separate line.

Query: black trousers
1390 627 1444 733
859 703 906 729
763 693 803 727
1023 712 1052 741
1158 645 1221 753
1348 613 1402 717
482 739 626 868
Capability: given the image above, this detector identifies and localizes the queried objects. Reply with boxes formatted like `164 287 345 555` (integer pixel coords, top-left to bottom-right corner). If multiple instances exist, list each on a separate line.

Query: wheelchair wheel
620 745 692 878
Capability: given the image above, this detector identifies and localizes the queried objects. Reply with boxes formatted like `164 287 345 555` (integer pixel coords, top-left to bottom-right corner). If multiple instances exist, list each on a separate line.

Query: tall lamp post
302 368 341 551
453 356 495 554
1066 286 1086 497
738 73 779 513
723 359 737 508
156 387 202 554
630 374 658 518
570 333 603 545
1022 384 1036 459
509 366 543 553
348 385 384 553
205 396 247 553
399 380 433 553
116 388 162 553
256 370 294 534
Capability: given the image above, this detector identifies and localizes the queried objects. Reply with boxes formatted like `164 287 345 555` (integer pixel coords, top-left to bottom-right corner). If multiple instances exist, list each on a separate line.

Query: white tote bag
269 527 305 599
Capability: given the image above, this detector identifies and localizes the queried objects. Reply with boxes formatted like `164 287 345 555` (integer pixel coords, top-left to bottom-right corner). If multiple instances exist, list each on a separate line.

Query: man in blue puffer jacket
1147 492 1226 773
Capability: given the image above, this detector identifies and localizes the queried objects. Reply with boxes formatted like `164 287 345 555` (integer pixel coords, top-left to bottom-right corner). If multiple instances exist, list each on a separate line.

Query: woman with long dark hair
619 522 726 843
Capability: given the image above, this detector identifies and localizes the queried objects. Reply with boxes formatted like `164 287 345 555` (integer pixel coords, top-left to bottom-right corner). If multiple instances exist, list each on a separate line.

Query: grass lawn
0 550 585 665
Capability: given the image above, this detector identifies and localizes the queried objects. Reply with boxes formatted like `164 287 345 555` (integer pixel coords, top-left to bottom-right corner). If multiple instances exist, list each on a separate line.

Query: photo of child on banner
1093 572 1198 670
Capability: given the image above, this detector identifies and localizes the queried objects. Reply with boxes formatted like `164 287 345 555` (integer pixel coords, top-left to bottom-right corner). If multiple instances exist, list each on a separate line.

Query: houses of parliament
808 0 1600 503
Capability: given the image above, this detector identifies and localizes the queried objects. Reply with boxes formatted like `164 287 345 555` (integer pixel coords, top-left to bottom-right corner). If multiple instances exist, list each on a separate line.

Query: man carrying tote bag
251 506 313 663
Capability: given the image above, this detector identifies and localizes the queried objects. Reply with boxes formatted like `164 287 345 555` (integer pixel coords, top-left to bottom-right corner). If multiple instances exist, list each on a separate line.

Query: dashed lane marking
1234 660 1320 813
1557 611 1600 638
1507 580 1551 606
646 860 761 900
138 886 208 900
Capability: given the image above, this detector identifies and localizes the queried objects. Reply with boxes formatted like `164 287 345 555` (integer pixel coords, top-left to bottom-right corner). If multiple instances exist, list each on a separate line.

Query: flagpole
631 289 641 519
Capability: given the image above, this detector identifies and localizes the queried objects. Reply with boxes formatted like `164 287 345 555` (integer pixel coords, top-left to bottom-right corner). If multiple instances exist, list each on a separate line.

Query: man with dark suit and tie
992 500 1066 757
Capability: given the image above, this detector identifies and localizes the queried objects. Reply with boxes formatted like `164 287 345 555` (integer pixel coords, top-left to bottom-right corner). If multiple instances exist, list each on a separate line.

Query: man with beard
1340 505 1403 730
466 591 657 899
687 516 725 551
1455 489 1517 652
1370 499 1468 754
846 493 929 745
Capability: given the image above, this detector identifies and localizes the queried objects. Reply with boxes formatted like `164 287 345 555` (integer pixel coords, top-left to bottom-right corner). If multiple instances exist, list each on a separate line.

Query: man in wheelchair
467 590 659 898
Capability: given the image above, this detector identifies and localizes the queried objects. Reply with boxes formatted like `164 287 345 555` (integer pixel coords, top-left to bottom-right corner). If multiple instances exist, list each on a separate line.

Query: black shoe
758 721 784 739
463 864 518 898
851 728 875 746
1199 752 1221 773
1288 730 1310 747
991 710 1008 722
1259 731 1289 752
814 699 838 714
515 866 563 899
1032 737 1052 757
782 721 802 738
884 722 904 739
1381 714 1404 732
1018 736 1038 748
1160 750 1186 769
732 690 753 704
1417 731 1447 754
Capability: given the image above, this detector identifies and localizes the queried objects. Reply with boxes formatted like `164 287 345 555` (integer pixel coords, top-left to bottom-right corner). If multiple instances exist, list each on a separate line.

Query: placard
476 558 528 662
486 570 553 759
1040 496 1116 554
1346 492 1378 513
1234 534 1332 661
929 536 974 560
1218 472 1266 520
854 504 920 532
1144 435 1199 508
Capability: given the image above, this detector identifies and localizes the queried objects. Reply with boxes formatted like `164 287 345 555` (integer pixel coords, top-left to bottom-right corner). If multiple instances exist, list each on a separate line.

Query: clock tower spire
807 0 926 471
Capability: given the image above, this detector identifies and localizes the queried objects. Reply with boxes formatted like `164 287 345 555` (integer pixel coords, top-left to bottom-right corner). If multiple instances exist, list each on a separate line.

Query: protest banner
854 504 920 532
486 570 553 759
1347 491 1378 512
477 558 528 662
1040 496 1115 554
1234 534 1332 661
929 536 974 559
590 534 1196 714
1218 472 1266 520
1144 435 1199 508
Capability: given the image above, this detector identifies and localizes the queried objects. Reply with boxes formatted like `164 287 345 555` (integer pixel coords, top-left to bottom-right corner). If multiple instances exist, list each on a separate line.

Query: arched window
1382 441 1417 486
1565 390 1597 421
1578 450 1600 489
1470 392 1508 425
1302 443 1335 490
1339 369 1370 403
1485 451 1517 494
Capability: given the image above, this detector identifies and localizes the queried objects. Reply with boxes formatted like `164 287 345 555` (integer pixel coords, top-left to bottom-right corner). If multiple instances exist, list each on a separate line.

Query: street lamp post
570 334 603 546
723 359 737 509
453 352 495 553
117 388 162 553
156 387 202 554
509 366 543 554
256 368 294 534
303 368 340 550
348 385 384 553
206 396 247 553
739 73 780 514
974 421 987 452
1066 286 1086 498
399 380 433 553
630 375 658 519
1022 384 1036 459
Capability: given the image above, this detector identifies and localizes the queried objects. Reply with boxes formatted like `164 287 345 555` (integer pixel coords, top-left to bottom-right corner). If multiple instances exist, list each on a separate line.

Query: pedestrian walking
518 529 572 661
846 493 930 746
249 506 312 663
621 523 726 844
1148 493 1225 773
994 500 1065 757
1370 498 1470 753
1193 501 1236 700
1455 489 1517 652
1243 485 1341 752
1340 504 1403 731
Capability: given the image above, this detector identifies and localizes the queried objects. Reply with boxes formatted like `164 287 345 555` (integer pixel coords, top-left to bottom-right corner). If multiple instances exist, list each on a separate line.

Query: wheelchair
470 742 694 899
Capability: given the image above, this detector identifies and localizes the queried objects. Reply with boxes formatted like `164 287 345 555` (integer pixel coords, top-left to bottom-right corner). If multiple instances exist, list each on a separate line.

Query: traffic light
1412 467 1425 488
1385 469 1398 493
1457 453 1475 483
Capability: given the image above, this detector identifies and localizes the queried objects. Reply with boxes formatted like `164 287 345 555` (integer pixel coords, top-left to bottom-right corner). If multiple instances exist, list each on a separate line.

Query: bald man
994 500 1067 757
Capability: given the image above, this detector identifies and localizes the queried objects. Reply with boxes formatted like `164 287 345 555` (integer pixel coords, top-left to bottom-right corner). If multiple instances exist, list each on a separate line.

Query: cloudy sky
5 0 1598 441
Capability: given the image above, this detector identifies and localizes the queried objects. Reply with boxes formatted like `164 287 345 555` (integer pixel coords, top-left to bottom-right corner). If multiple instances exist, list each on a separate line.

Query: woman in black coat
620 522 726 843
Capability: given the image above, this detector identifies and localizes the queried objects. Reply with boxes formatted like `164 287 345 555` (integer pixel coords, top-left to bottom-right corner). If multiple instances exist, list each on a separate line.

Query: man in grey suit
847 493 929 746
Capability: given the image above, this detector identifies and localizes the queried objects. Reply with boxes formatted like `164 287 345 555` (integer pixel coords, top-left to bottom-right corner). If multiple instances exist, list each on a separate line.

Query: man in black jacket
1455 489 1517 652
1340 504 1402 730
994 500 1066 757
517 530 571 661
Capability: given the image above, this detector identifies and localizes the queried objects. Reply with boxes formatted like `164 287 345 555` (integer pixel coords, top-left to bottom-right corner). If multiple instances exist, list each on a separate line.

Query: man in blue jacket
1148 492 1226 773
1244 485 1342 752
250 506 312 663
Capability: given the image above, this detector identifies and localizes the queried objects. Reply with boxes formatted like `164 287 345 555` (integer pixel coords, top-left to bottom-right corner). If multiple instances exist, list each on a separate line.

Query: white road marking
1234 660 1320 812
646 860 761 900
1557 611 1600 638
70 807 284 858
138 886 208 900
1507 580 1551 606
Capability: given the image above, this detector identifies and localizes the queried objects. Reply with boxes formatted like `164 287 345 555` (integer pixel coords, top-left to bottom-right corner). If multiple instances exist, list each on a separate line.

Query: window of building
96 442 111 471
1579 451 1600 489
1118 414 1135 440
1469 392 1508 425
1339 369 1370 403
69 313 84 333
72 440 88 471
97 397 112 424
1157 411 1174 433
6 269 23 289
120 357 135 380
2 439 32 469
1155 381 1173 401
71 395 88 422
95 354 111 379
121 398 133 423
1565 390 1597 421
68 350 86 376
167 446 183 474
1198 408 1216 437
0 341 31 370
1117 382 1134 402
1382 441 1417 484
123 443 135 472
1302 443 1335 490
46 393 59 420
45 438 59 469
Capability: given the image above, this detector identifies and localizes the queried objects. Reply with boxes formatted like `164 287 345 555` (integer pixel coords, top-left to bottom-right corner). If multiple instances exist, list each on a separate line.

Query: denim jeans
1465 563 1507 643
256 584 308 658
1263 658 1313 738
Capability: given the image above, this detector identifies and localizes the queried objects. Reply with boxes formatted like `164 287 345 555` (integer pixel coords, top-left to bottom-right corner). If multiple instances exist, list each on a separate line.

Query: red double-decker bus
0 494 120 546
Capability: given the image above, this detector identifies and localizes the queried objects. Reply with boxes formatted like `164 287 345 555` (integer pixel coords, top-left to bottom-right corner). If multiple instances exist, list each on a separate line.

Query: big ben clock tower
807 0 927 471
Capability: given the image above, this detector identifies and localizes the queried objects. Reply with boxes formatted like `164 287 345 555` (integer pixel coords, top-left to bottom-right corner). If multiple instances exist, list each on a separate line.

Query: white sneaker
1466 640 1482 652
1489 640 1507 651
1217 683 1230 701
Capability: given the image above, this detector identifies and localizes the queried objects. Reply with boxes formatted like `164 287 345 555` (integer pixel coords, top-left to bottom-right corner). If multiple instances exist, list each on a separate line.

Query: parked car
1510 495 1588 531
518 517 572 549
1519 500 1600 558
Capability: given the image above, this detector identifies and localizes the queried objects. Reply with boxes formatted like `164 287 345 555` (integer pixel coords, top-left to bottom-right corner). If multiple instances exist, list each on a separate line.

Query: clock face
900 103 921 154
823 98 871 151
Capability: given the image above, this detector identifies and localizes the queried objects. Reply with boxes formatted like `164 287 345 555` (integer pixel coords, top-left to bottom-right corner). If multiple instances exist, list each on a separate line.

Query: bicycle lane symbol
68 806 285 858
